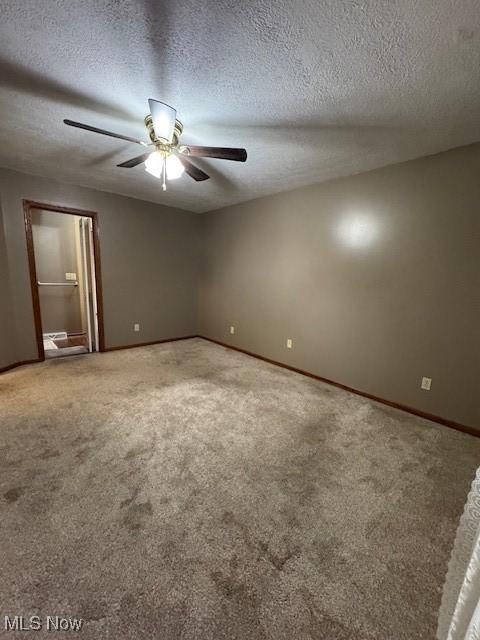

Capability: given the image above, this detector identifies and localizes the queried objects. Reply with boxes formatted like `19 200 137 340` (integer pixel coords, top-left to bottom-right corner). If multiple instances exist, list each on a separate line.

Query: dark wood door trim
23 200 106 361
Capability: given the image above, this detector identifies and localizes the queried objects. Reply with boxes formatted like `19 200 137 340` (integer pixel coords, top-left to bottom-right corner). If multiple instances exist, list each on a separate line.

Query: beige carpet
1 337 479 639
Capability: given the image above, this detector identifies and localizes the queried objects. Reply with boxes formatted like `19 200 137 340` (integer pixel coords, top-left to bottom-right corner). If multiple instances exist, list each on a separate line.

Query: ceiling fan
64 99 247 190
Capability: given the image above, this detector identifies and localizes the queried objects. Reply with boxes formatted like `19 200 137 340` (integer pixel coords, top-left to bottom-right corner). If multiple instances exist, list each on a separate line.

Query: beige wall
0 204 16 369
198 144 480 428
32 209 84 335
0 167 200 363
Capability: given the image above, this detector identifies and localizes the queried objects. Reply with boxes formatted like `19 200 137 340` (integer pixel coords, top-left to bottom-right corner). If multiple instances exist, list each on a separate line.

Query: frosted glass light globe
144 151 164 178
166 154 185 180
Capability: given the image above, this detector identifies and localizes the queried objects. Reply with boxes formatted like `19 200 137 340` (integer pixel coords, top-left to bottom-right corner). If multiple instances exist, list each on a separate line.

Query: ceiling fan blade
63 119 147 145
180 145 247 162
117 152 151 168
177 155 210 181
148 99 176 143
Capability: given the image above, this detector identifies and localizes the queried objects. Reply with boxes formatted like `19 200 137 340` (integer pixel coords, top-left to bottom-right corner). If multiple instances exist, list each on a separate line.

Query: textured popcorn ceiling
1 1 480 213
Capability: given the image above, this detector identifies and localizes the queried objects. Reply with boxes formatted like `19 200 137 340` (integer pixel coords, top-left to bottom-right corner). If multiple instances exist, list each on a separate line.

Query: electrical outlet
421 376 432 391
134 323 140 332
65 272 77 281
230 326 235 335
287 338 293 349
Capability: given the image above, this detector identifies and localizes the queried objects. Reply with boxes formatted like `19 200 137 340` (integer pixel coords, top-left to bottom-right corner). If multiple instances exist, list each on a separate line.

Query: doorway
24 201 105 361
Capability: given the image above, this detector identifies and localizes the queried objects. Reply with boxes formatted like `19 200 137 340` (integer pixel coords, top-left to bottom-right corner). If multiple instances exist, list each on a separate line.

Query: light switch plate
230 326 235 335
65 272 77 281
287 338 293 349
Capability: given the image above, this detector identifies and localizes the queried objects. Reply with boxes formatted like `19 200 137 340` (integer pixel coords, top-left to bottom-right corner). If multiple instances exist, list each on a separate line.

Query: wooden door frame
23 200 106 361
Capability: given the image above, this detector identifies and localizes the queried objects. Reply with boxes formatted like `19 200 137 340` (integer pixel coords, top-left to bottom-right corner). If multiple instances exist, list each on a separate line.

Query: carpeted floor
1 337 479 639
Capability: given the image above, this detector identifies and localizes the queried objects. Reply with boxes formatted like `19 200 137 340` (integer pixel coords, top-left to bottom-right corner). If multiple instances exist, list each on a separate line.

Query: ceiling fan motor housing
144 114 183 148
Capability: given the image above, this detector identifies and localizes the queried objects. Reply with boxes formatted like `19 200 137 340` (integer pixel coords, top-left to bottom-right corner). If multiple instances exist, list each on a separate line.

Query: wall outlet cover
421 376 432 391
134 323 140 332
287 338 293 349
230 326 235 334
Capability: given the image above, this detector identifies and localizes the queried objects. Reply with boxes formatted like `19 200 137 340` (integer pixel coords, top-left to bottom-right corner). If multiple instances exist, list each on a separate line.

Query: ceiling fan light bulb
166 154 185 180
144 151 164 178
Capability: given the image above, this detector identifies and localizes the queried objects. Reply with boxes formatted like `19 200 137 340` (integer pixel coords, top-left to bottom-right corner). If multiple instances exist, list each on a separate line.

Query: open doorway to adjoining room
23 200 105 361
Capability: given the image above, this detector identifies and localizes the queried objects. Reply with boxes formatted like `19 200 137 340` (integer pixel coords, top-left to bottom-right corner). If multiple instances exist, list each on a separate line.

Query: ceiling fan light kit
145 151 185 190
64 99 247 192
